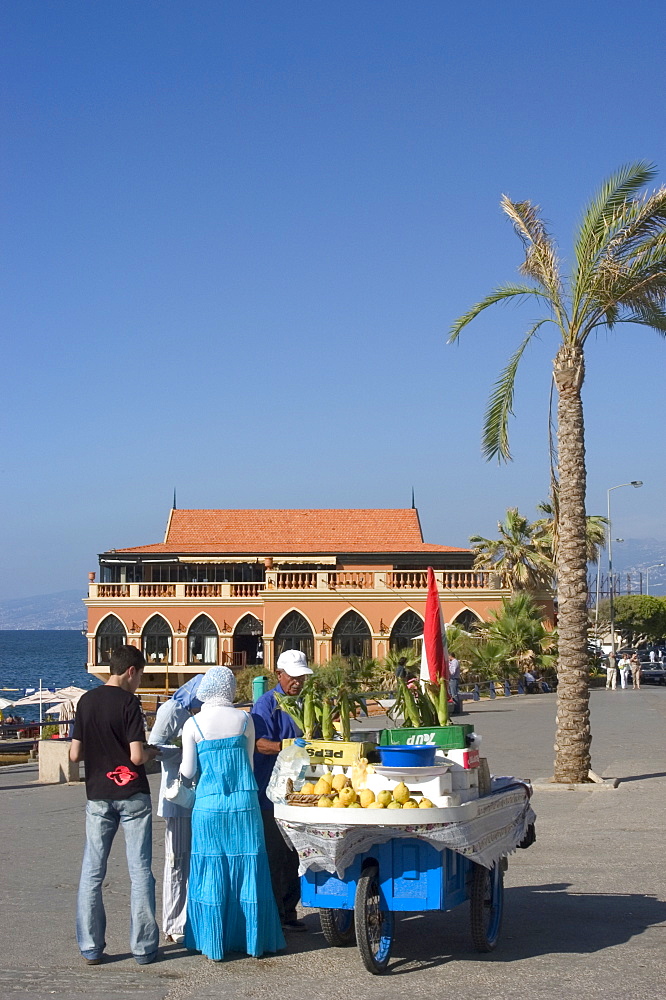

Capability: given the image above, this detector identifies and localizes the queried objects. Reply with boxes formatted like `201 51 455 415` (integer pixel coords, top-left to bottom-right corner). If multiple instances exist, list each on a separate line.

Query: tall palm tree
470 507 554 591
450 163 666 782
532 498 608 566
480 593 557 675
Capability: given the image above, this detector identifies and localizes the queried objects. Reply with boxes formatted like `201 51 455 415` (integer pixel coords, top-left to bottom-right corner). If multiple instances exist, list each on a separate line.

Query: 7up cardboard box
380 724 474 750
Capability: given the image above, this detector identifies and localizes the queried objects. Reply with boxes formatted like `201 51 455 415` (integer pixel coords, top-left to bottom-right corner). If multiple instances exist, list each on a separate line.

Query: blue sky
2 1 665 601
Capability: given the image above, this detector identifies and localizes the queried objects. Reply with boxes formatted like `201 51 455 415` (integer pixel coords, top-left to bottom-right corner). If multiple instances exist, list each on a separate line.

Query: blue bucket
378 744 437 768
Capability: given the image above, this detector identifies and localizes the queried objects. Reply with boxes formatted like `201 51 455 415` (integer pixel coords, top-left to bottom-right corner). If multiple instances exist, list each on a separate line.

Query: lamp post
608 482 643 666
646 563 665 596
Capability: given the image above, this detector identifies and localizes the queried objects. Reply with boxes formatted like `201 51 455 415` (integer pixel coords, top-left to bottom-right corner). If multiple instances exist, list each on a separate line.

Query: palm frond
573 161 657 274
500 197 564 308
448 283 550 343
482 319 549 462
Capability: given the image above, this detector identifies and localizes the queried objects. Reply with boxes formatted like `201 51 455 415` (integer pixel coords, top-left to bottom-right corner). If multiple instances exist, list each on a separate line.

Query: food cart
273 730 536 974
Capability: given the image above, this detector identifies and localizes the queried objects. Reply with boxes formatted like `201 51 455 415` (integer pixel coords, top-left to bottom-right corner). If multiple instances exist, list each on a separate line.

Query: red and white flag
420 567 449 684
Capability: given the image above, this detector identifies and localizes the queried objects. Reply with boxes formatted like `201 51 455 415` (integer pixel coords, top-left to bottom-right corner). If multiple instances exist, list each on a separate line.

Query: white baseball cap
276 649 313 677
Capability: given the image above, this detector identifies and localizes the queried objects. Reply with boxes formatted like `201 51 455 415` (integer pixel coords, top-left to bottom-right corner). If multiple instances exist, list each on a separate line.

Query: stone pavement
1 687 665 1000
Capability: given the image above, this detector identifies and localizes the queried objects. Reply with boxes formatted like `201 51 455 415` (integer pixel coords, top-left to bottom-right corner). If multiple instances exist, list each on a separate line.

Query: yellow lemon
393 781 411 804
332 773 349 792
403 799 419 809
359 789 376 808
367 801 385 809
317 795 334 808
376 790 393 808
419 798 435 809
338 786 357 806
301 782 315 795
386 800 403 809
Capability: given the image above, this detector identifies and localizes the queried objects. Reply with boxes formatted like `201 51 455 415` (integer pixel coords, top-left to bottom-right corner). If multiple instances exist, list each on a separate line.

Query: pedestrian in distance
630 653 642 689
606 654 618 690
70 645 160 966
448 654 461 711
619 654 631 689
148 674 203 944
251 648 313 932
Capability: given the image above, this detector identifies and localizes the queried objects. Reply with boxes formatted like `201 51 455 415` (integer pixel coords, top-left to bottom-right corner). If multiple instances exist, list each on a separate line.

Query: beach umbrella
13 690 68 706
53 686 87 702
0 697 15 711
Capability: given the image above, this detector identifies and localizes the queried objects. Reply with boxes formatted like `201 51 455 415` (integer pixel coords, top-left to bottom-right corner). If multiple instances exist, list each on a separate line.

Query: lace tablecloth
275 778 535 875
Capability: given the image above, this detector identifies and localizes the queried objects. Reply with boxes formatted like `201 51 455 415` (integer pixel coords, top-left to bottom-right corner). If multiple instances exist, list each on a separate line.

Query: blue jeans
76 793 158 961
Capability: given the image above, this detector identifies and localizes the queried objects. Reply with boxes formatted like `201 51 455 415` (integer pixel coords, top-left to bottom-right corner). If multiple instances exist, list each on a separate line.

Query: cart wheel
470 861 504 952
319 908 356 947
354 866 394 974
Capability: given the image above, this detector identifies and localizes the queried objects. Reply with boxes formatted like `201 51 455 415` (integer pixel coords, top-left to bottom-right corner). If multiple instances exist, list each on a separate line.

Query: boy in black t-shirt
71 646 160 965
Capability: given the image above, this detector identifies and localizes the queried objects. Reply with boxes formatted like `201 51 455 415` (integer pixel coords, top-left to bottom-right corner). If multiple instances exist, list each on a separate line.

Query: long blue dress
185 715 286 959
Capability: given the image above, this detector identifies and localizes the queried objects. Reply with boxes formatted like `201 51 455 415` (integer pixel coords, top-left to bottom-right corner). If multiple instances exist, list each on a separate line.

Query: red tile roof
110 509 468 555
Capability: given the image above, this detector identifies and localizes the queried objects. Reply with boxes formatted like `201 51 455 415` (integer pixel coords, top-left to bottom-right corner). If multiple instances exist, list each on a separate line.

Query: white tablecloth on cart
275 778 536 875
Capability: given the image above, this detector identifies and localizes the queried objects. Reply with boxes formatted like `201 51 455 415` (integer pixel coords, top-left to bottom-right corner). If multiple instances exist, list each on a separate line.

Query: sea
0 630 101 719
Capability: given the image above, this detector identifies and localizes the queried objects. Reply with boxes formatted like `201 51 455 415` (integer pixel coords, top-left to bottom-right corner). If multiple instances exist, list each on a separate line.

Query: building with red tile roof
85 507 513 691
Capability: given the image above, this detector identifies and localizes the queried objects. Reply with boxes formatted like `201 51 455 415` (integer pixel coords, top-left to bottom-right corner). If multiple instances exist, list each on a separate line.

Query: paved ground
1 686 665 1000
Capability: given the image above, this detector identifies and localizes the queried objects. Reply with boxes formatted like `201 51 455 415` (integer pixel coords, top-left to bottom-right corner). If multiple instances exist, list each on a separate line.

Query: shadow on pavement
616 771 666 784
290 882 666 972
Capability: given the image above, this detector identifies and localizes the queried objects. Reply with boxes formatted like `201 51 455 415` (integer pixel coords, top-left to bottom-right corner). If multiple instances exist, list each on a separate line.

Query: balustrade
275 572 317 590
230 583 265 597
328 571 374 589
138 584 177 597
89 569 501 599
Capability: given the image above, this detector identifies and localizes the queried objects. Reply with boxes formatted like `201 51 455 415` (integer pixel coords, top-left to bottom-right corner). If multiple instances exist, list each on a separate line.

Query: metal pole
608 491 615 666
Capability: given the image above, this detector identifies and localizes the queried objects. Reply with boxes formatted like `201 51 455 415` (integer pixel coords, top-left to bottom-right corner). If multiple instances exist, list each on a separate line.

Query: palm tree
480 593 557 675
532 498 608 566
470 506 554 591
450 163 666 782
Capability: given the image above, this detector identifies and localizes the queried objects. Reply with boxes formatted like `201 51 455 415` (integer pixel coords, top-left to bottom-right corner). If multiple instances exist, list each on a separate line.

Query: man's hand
255 738 282 755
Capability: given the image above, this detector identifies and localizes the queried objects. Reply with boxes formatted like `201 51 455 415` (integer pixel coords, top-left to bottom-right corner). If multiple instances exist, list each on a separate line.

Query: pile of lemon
299 772 434 809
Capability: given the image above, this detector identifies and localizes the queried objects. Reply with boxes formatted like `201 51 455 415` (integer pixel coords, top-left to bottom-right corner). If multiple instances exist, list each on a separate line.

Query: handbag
164 776 195 810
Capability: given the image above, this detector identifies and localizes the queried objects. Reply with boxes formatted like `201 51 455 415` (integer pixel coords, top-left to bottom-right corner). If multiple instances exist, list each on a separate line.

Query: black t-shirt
73 685 150 801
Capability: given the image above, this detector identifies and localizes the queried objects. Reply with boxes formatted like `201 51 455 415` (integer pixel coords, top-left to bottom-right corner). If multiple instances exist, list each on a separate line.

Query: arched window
187 615 218 665
234 614 264 666
96 615 126 665
142 615 172 665
274 611 314 663
390 610 424 651
451 609 482 632
333 611 371 659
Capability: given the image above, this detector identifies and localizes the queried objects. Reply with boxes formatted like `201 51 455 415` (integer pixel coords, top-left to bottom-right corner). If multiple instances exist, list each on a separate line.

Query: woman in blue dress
180 666 285 960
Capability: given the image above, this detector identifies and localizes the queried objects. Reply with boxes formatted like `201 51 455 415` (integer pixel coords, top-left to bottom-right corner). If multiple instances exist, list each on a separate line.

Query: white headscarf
196 666 236 707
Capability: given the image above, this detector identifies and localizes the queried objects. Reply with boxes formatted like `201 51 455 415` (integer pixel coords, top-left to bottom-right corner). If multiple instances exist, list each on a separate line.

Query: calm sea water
0 631 100 718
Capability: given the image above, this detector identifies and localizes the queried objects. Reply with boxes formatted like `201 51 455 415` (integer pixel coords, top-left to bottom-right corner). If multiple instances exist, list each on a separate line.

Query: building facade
84 508 515 691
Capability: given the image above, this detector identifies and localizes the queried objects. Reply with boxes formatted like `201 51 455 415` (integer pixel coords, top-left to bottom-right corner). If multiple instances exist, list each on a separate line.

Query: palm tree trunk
552 344 591 782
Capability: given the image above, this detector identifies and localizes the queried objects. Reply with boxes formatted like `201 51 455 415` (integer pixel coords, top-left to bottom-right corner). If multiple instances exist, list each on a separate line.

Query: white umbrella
53 686 87 702
0 697 15 711
13 690 68 706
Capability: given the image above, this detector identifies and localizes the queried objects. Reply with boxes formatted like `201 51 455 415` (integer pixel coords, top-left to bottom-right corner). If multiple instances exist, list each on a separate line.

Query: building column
316 636 333 665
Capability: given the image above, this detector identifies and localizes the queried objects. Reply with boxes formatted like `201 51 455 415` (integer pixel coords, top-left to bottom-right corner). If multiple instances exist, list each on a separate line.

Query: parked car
638 664 666 685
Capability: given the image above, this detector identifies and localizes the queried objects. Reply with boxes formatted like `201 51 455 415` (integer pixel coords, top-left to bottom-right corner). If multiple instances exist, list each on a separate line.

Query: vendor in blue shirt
251 648 313 932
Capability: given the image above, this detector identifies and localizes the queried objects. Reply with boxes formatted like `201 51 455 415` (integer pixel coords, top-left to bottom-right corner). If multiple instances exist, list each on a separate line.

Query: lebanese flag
420 567 449 684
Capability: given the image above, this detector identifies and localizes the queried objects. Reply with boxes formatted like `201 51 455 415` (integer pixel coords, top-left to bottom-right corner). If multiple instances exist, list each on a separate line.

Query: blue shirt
251 684 302 811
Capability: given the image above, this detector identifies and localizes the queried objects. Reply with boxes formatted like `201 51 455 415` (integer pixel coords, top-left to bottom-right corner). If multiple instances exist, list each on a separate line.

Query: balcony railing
89 569 503 599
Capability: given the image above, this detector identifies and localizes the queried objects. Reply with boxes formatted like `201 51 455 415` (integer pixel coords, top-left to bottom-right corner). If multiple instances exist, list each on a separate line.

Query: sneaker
135 951 158 966
281 918 307 932
83 956 104 966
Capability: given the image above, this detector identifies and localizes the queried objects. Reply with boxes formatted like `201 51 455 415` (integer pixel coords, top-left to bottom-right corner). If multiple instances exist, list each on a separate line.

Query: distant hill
0 590 87 630
605 538 666 596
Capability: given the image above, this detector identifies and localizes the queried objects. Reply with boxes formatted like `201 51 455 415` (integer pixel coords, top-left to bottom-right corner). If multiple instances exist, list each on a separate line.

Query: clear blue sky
2 1 665 601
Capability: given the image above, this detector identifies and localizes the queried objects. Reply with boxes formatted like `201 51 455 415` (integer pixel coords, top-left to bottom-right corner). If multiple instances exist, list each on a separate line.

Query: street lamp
646 563 665 596
608 482 643 665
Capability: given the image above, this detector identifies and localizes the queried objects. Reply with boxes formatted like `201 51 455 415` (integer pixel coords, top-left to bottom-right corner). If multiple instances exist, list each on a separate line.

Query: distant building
85 507 515 691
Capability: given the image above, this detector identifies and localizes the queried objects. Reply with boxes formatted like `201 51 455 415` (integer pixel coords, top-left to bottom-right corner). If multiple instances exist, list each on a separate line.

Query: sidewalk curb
531 770 620 791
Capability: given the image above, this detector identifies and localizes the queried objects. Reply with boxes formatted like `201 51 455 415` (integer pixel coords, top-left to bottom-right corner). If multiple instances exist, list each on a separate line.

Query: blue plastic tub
378 744 437 767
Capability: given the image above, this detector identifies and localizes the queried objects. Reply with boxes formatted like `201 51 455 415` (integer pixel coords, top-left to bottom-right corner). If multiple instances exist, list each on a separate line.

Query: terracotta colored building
84 508 513 691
